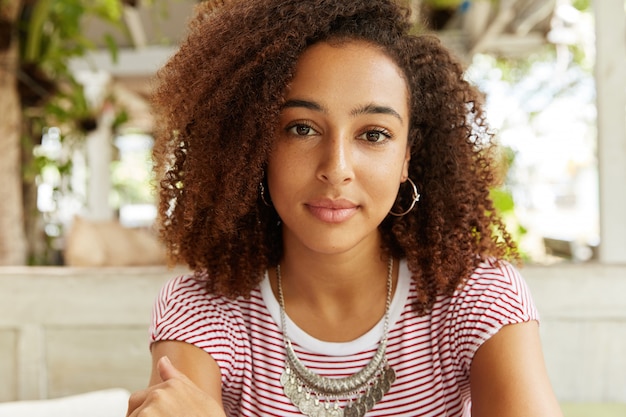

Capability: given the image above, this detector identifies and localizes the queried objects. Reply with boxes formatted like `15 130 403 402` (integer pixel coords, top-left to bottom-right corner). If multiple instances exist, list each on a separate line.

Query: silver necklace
276 258 396 417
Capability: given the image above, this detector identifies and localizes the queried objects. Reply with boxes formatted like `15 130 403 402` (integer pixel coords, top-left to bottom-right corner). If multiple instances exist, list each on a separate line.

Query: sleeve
150 274 248 385
451 260 540 371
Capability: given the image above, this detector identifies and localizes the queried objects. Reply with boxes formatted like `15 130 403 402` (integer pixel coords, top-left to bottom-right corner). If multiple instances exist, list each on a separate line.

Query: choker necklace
276 258 396 417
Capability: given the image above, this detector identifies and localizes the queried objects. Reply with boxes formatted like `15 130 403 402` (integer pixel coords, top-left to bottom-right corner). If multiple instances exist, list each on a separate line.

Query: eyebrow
282 99 404 123
351 103 404 123
282 99 326 112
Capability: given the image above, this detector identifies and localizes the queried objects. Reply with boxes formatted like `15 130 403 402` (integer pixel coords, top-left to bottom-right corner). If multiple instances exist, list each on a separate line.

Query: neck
281 249 388 304
279 229 386 293
278 259 398 414
273 245 395 342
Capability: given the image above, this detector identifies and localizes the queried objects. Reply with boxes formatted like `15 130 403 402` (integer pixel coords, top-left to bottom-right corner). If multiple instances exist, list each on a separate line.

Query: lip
305 198 359 224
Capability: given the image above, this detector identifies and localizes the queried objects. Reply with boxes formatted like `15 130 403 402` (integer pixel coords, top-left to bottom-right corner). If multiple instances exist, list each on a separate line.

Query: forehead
285 40 409 112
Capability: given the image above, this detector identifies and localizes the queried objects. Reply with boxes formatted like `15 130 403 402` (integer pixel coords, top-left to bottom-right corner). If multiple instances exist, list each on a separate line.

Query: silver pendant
343 366 396 417
277 258 396 417
280 365 396 417
282 366 343 417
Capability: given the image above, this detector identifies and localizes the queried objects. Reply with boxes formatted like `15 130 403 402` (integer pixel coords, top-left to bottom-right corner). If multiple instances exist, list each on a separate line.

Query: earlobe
401 148 411 181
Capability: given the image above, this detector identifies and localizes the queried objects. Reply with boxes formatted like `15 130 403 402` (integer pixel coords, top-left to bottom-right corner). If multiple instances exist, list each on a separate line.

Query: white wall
0 267 174 401
523 263 626 403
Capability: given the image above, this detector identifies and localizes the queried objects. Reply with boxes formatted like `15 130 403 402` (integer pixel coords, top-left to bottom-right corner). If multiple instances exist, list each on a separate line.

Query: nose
316 132 354 185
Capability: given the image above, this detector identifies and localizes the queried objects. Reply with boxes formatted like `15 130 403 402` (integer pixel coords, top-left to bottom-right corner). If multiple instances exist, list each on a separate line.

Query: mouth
305 198 359 224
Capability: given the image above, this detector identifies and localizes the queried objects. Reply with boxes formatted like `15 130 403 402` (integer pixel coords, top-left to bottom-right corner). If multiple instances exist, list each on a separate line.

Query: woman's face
267 40 411 256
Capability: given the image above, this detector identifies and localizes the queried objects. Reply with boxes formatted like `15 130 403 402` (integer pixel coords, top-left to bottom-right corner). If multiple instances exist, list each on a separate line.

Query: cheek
267 141 287 177
367 153 408 199
361 163 401 195
266 148 301 201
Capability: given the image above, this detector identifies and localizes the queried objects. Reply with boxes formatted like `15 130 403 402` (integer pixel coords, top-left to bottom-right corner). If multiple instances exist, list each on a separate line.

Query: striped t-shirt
151 258 538 416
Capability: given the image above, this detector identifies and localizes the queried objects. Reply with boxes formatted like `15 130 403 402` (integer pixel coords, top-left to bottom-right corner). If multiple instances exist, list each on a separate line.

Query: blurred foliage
422 0 465 7
490 146 528 258
571 0 590 12
16 0 130 264
489 0 593 80
110 135 156 208
468 2 596 262
18 0 125 120
21 0 123 71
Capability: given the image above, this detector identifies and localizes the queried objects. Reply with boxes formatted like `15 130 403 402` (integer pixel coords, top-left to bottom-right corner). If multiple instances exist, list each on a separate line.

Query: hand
126 356 227 417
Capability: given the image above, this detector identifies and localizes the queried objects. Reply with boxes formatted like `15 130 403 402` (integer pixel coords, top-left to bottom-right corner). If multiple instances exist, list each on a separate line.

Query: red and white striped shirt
151 259 538 416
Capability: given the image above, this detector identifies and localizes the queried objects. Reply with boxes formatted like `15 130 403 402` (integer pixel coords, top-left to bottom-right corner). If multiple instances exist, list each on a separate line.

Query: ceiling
82 0 562 59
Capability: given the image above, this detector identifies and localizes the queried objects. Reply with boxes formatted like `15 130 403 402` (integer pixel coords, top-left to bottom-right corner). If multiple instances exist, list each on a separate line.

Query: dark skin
470 321 562 416
127 40 562 417
127 342 224 417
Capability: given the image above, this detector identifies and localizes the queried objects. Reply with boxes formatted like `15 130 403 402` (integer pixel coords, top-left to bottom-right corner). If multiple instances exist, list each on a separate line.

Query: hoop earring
259 181 272 207
389 177 420 217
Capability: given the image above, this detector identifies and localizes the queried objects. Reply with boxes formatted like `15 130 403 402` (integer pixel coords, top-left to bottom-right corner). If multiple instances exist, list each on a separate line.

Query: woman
127 0 563 416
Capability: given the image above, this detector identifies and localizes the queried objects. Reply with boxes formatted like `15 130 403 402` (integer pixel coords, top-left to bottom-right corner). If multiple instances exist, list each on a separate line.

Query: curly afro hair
152 0 518 314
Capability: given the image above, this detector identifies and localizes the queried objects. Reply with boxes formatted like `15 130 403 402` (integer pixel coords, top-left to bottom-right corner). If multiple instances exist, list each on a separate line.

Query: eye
359 128 392 143
286 122 318 137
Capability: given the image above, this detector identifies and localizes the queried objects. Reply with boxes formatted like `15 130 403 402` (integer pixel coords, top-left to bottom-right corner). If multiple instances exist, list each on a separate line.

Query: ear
400 144 411 181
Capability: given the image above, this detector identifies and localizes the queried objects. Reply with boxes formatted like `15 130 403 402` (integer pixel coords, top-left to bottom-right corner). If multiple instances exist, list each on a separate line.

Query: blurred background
0 1 625 414
0 0 613 267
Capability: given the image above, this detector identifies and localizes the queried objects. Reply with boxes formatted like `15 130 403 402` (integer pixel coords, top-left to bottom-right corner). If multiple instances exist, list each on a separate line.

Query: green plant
421 0 465 8
490 145 528 259
22 0 122 69
17 0 128 264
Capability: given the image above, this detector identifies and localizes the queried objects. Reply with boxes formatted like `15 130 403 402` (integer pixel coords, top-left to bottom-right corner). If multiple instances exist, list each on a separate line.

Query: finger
157 355 190 383
126 388 149 417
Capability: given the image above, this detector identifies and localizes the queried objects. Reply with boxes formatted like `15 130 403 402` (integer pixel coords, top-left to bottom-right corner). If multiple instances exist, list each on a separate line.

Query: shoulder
154 274 242 316
151 274 263 347
155 274 208 307
436 259 539 369
457 258 537 321
462 263 563 416
153 275 229 327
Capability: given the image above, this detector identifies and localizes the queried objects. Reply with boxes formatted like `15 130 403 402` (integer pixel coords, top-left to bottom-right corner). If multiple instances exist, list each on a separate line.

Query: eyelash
285 121 317 137
284 122 394 143
359 128 393 143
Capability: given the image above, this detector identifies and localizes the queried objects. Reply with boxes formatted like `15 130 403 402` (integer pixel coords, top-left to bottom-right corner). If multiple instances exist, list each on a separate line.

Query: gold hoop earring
259 181 272 207
389 177 420 217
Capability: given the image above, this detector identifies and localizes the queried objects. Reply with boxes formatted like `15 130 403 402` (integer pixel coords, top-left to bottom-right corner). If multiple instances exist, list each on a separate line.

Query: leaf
112 108 129 130
24 0 53 62
490 188 515 213
104 33 119 63
88 0 124 22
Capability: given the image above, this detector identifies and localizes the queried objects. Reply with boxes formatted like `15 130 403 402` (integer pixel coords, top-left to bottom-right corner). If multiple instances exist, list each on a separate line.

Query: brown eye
296 125 311 135
286 123 317 137
359 128 392 143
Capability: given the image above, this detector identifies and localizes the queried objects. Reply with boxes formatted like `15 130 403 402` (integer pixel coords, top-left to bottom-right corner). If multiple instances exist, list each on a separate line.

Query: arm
469 321 563 417
127 340 226 417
